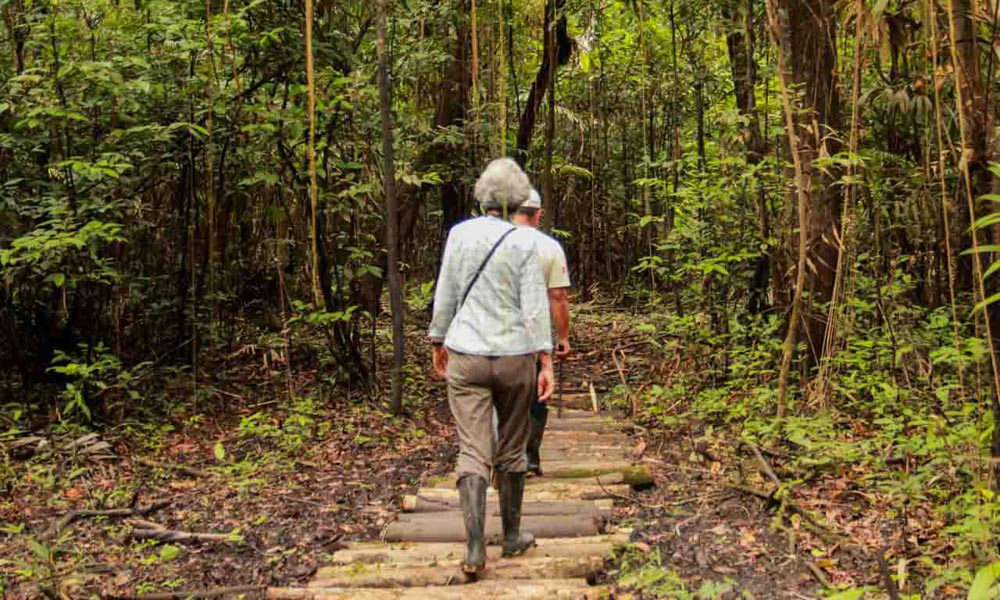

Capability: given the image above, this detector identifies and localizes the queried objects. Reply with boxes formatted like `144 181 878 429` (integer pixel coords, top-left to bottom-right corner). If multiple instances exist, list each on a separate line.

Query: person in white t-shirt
513 188 571 476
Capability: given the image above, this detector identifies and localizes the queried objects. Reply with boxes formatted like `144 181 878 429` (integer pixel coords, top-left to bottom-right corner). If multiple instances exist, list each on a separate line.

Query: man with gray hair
429 157 555 580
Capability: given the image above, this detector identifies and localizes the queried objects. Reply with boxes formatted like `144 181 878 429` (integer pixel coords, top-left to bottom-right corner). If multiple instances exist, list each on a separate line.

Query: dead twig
804 561 833 589
877 549 902 600
128 527 237 544
133 456 211 479
43 500 171 540
742 441 781 487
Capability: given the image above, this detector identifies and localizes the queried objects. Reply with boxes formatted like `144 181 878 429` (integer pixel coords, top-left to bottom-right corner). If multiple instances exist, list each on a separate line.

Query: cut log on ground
309 555 605 588
411 484 631 502
382 512 603 543
329 534 630 566
550 393 598 411
401 495 613 515
269 579 607 599
538 461 652 485
426 469 642 488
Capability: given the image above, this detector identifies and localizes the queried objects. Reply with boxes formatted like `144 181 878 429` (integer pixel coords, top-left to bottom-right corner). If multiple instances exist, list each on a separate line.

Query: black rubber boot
526 399 548 476
457 474 488 580
498 471 535 557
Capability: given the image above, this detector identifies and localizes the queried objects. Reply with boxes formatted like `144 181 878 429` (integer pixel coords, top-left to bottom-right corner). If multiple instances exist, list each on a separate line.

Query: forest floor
2 304 903 599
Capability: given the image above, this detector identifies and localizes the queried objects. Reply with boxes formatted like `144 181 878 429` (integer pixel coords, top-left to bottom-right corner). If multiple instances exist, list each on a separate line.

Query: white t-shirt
518 226 571 289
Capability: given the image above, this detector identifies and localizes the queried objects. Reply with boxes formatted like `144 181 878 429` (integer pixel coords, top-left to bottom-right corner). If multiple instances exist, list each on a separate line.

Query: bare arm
548 287 570 358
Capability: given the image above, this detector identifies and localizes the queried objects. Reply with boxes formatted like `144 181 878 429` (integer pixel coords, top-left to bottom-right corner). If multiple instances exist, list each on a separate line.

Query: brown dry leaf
738 528 757 548
635 438 647 457
63 487 86 500
633 541 651 553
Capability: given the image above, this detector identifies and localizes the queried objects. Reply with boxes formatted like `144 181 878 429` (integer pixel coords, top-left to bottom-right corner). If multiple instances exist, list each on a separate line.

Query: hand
432 345 449 380
537 356 554 402
555 339 572 361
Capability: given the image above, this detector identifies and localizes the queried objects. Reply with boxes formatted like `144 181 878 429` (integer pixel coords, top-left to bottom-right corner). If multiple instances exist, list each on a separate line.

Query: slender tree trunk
727 0 770 315
305 0 323 310
377 0 405 414
542 0 557 217
514 0 571 168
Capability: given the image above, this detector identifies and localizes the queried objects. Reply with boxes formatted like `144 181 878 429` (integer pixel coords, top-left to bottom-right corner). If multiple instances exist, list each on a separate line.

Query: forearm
551 297 570 343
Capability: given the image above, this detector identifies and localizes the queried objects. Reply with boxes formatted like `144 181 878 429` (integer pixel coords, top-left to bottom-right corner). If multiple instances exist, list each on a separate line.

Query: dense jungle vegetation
4 0 1000 596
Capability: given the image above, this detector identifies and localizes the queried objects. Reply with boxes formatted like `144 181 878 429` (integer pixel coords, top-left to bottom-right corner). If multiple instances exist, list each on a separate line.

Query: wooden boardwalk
270 401 649 599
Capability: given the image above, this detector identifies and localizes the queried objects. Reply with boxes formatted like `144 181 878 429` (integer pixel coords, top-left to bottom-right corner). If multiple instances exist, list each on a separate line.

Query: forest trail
269 397 650 598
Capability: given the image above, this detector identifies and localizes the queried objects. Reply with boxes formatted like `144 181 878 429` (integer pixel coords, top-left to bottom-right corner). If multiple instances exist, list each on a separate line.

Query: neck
511 213 532 226
485 209 504 218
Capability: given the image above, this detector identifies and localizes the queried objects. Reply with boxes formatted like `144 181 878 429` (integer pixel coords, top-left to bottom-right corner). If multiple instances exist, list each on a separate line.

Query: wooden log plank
549 393 597 411
542 463 653 486
330 533 630 566
411 484 630 502
402 495 613 515
426 471 632 489
271 580 607 599
382 513 602 543
310 556 604 588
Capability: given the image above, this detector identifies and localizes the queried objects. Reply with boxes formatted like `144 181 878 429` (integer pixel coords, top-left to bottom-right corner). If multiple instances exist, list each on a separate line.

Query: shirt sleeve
547 242 571 289
519 248 553 353
429 230 459 341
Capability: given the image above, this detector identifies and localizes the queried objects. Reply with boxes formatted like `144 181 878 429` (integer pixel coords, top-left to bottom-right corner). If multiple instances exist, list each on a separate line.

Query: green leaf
213 441 226 462
27 538 51 562
972 212 1000 231
49 273 66 288
159 544 180 561
825 588 875 600
973 292 1000 314
960 244 1000 256
969 562 1000 600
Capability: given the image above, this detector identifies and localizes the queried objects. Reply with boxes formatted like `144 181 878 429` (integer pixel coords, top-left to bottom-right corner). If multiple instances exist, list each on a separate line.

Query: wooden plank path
269 398 650 599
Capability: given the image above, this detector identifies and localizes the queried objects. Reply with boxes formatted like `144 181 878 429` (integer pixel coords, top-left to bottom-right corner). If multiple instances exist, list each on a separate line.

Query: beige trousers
447 351 535 481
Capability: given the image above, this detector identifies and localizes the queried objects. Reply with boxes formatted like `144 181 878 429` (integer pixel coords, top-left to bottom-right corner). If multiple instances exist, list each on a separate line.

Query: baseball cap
523 188 542 209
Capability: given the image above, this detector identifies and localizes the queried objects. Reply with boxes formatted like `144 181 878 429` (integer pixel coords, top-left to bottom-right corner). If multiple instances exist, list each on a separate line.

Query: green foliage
47 342 149 422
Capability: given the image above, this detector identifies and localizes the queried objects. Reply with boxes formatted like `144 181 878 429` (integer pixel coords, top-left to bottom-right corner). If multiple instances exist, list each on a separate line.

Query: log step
310 555 604 588
411 484 631 502
424 464 650 489
270 579 607 599
427 472 631 490
402 495 613 515
383 512 603 543
329 534 630 566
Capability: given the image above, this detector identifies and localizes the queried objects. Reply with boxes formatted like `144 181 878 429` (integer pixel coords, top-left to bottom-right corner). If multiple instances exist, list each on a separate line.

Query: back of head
474 158 531 212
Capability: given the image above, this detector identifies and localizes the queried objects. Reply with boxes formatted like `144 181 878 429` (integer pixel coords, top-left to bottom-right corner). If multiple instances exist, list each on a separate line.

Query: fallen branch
742 442 781 487
123 585 263 599
43 501 171 540
133 456 211 479
128 528 237 544
125 519 166 531
804 561 833 589
876 549 901 600
725 484 839 544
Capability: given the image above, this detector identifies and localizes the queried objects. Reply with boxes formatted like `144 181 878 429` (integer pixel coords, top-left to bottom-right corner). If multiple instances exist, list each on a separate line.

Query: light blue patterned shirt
429 215 553 356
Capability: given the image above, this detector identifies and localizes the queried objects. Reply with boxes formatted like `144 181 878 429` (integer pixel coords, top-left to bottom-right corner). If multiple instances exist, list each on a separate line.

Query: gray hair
473 158 531 211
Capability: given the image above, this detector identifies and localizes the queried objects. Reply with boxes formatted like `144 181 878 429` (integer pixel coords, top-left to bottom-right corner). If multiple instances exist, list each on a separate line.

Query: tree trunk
728 0 769 314
377 0 405 415
780 0 842 362
514 0 572 168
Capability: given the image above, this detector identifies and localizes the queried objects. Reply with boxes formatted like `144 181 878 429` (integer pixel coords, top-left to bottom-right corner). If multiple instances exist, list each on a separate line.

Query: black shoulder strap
460 227 517 308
